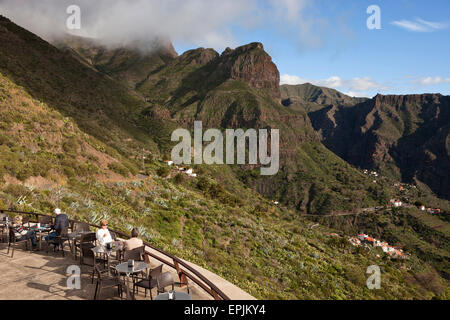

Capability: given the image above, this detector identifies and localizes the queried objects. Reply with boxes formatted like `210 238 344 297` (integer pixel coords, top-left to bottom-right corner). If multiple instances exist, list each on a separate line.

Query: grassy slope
0 16 158 158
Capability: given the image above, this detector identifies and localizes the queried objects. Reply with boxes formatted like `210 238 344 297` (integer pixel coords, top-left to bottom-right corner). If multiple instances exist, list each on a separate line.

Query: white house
393 200 403 207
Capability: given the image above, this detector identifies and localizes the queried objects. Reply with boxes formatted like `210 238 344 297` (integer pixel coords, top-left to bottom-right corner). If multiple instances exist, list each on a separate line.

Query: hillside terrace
0 209 255 300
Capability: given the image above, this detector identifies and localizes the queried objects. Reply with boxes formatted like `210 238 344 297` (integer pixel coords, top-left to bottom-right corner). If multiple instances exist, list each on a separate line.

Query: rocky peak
217 42 281 100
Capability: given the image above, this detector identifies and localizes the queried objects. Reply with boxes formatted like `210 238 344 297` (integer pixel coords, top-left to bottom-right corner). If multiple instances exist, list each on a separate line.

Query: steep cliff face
307 93 450 200
217 43 281 100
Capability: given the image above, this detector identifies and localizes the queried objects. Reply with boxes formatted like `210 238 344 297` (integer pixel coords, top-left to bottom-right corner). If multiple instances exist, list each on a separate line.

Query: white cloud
280 74 309 85
412 77 450 86
391 18 448 32
0 0 323 52
280 74 388 97
0 0 256 50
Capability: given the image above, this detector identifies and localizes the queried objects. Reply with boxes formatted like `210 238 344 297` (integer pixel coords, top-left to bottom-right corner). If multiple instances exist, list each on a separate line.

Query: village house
354 234 406 258
427 208 441 215
390 199 403 208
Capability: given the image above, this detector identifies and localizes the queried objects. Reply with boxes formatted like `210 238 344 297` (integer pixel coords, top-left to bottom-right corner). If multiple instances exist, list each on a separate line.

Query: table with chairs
1 211 197 301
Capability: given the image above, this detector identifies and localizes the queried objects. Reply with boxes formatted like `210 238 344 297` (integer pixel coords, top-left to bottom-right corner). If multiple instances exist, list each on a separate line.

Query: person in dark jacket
45 208 69 250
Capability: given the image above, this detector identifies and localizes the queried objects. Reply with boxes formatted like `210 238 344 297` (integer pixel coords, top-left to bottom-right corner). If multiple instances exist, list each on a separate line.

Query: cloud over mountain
0 0 318 51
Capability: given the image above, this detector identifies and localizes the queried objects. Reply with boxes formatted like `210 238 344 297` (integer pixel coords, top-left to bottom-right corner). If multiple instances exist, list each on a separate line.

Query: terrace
0 209 255 301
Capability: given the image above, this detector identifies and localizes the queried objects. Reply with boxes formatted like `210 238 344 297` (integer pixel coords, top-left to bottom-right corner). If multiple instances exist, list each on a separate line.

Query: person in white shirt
96 219 113 246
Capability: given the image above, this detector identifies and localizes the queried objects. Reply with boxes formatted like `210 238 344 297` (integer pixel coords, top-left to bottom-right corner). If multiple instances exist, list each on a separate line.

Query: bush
344 265 366 287
197 177 210 191
62 138 79 154
0 134 10 146
108 162 130 176
174 173 185 184
157 166 170 178
4 184 30 198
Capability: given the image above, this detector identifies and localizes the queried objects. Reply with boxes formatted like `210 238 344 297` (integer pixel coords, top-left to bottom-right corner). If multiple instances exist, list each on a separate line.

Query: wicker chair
7 228 32 258
133 264 163 300
75 232 96 262
0 213 8 243
81 246 108 284
46 227 70 256
93 265 124 300
39 215 53 226
122 246 145 262
156 272 175 294
73 222 90 232
156 271 190 295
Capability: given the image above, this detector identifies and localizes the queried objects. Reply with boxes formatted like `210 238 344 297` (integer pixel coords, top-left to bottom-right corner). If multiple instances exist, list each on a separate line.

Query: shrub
413 272 444 295
4 184 30 198
62 138 79 154
344 265 366 287
174 173 185 184
108 162 130 176
0 134 10 146
197 177 210 191
157 166 170 178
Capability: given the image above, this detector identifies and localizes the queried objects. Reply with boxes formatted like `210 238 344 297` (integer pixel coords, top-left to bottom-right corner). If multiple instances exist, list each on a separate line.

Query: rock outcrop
217 42 281 100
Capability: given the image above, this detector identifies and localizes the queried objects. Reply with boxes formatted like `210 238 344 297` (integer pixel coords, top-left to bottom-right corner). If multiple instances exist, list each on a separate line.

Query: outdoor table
36 226 52 251
115 261 148 300
92 242 123 275
154 292 193 301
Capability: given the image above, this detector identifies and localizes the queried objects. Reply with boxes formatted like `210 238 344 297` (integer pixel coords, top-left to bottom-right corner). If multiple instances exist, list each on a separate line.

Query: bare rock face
308 92 450 200
217 42 281 100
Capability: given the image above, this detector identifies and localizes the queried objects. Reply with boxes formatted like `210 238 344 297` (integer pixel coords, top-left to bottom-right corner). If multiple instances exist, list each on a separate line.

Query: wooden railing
0 209 230 300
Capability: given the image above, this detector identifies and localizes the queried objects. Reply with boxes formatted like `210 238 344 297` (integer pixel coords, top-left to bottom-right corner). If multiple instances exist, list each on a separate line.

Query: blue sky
1 0 448 97
172 0 450 97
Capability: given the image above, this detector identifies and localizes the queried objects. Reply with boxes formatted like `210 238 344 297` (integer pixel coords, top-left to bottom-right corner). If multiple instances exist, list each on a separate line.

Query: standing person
45 208 69 250
96 219 113 246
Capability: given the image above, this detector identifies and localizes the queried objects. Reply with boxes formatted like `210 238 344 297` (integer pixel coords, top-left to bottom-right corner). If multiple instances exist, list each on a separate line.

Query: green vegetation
0 15 448 300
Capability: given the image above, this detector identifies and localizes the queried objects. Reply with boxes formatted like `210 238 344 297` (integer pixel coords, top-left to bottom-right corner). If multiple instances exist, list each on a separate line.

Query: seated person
96 219 113 246
12 215 38 249
123 228 144 251
45 208 69 250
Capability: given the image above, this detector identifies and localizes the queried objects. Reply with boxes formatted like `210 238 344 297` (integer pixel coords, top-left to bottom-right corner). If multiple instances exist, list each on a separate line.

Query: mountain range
0 15 448 299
